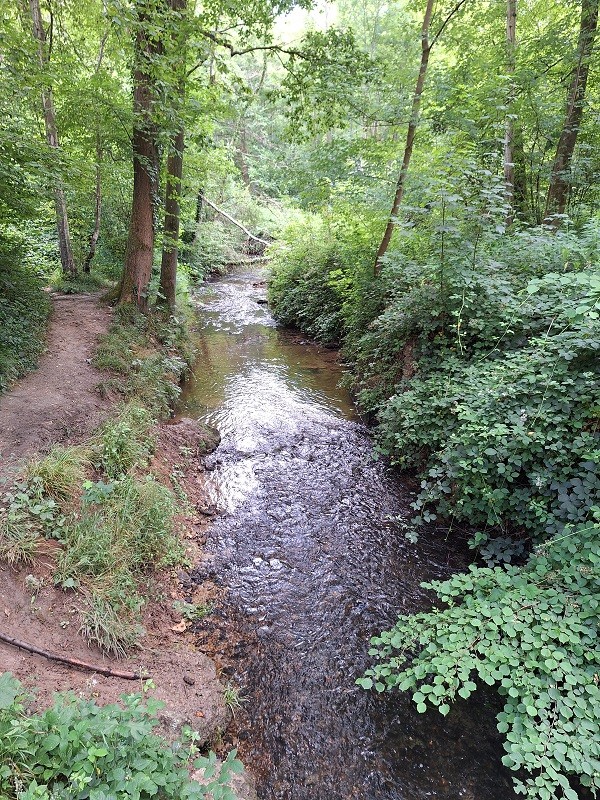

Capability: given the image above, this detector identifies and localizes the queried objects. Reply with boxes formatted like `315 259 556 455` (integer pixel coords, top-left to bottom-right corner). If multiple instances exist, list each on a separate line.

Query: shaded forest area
0 0 599 798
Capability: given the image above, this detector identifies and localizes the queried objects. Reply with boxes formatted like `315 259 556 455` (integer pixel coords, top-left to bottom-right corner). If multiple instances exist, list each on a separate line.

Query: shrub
360 516 600 800
0 233 50 394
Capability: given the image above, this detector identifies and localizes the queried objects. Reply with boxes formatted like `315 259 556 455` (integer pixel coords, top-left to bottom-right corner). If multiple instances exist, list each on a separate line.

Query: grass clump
25 445 89 500
0 672 244 799
92 404 155 478
55 475 182 655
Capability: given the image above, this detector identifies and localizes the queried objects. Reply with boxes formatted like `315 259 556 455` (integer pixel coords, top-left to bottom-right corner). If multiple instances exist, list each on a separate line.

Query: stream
178 269 513 800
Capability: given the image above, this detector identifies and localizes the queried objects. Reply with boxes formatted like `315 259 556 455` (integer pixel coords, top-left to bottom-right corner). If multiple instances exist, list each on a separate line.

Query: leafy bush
0 233 50 394
376 271 600 541
360 516 600 800
0 673 243 799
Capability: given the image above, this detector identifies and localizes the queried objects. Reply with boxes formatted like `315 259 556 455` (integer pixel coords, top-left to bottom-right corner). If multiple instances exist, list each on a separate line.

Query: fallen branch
0 631 145 680
202 197 270 246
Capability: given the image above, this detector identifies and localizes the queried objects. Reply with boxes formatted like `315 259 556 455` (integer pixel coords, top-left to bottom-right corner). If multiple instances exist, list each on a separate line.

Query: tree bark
83 134 102 273
157 0 187 313
158 127 184 311
118 3 160 312
544 0 599 225
503 0 517 224
29 0 76 275
373 0 435 276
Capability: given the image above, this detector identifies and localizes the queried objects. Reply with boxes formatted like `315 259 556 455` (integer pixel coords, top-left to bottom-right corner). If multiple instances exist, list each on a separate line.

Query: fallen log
202 197 270 246
0 631 145 680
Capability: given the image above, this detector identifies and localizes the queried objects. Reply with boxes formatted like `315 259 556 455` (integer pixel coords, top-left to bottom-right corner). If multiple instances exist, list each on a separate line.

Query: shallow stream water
179 269 513 800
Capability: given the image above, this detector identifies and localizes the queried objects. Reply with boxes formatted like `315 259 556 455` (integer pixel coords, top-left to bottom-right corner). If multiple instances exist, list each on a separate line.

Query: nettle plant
0 673 243 800
359 516 600 800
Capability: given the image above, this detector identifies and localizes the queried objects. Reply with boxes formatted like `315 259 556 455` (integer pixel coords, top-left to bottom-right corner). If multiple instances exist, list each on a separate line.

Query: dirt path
0 293 112 479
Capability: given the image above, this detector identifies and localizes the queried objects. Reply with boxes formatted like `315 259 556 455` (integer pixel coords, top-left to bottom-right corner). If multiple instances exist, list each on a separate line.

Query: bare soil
0 295 256 797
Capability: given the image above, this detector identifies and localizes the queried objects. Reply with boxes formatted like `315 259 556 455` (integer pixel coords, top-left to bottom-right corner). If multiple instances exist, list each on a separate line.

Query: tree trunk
157 0 187 313
29 0 76 275
118 5 160 312
544 0 599 226
235 125 252 189
503 0 517 224
83 134 102 274
158 127 184 311
373 0 434 275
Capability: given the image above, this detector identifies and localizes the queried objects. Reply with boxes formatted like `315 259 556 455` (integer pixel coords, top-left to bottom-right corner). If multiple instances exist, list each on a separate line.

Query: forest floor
0 292 254 796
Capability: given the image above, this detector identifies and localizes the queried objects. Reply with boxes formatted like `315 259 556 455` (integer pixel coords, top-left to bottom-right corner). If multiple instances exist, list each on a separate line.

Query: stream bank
0 292 256 798
179 268 515 800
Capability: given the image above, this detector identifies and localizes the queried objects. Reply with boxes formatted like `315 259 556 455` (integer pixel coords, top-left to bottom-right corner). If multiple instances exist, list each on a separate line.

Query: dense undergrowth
0 673 243 799
0 233 51 395
268 204 600 799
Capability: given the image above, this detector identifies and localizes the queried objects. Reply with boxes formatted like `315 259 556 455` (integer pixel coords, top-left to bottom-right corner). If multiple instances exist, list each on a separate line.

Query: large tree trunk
29 0 76 275
544 0 599 225
373 0 435 276
158 127 184 311
118 6 160 312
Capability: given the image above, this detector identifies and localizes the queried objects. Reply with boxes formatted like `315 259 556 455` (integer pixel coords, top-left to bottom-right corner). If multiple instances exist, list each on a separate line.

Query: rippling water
179 269 512 800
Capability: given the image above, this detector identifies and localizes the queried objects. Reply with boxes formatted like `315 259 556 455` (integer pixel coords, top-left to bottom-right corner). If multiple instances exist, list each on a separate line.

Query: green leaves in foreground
359 516 600 800
0 676 243 799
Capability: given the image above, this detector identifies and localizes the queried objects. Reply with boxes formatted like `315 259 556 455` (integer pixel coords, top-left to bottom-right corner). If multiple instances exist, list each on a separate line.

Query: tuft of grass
92 405 155 478
0 508 41 566
55 475 182 655
79 591 145 658
26 445 89 500
222 683 246 717
47 267 113 294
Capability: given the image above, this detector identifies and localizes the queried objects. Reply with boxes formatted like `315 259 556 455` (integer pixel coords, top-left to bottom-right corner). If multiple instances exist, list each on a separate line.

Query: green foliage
94 309 192 416
0 478 66 565
0 234 50 394
360 516 600 800
92 405 155 479
268 213 373 344
173 600 213 621
0 673 244 799
26 446 89 501
56 474 181 655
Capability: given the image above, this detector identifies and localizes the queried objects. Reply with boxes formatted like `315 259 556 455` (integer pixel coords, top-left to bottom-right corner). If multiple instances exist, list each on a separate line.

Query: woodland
0 0 599 798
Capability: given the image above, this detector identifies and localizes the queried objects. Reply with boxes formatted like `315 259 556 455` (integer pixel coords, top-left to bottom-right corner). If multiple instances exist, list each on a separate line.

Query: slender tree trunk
29 0 75 275
158 127 184 311
157 0 187 313
83 133 102 274
503 0 517 224
373 0 434 275
544 0 599 226
118 6 160 312
235 125 252 189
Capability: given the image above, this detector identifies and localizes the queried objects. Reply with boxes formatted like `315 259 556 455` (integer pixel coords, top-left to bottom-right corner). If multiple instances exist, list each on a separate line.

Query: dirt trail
0 292 112 480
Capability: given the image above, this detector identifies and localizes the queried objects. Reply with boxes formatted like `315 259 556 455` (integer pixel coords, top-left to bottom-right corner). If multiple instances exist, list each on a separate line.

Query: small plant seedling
173 600 213 621
222 683 246 717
